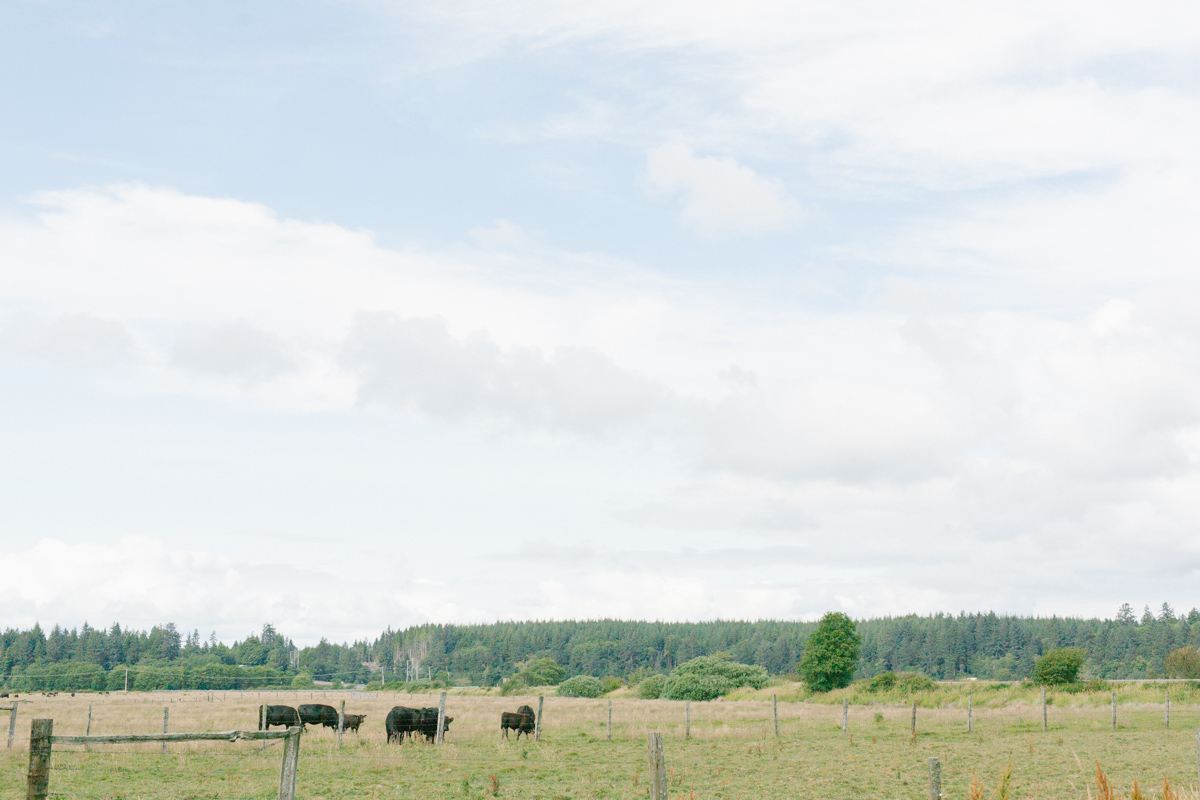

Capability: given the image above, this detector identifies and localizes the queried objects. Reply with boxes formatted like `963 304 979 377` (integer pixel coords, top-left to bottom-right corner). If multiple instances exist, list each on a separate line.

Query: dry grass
3 690 1200 799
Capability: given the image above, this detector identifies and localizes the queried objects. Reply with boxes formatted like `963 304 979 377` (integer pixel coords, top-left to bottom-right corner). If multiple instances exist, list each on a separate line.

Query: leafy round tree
1164 647 1200 679
1031 647 1085 685
799 612 861 692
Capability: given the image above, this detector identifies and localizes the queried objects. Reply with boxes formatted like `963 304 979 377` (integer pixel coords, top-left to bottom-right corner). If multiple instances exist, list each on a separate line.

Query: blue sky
4 1 1200 644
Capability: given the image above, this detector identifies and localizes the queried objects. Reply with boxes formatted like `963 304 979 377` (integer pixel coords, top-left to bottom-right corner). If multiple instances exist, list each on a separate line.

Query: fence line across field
24 718 303 800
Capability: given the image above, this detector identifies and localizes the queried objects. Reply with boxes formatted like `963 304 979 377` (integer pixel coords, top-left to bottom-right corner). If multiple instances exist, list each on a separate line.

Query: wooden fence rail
26 719 302 800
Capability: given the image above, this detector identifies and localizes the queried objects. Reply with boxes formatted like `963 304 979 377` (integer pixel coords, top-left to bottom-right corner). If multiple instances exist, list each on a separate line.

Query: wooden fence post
337 700 345 746
928 756 941 800
967 694 972 732
277 726 301 800
162 707 168 754
26 718 52 800
1111 691 1116 731
911 702 917 738
436 693 447 744
685 701 690 740
85 702 92 752
124 667 129 692
841 697 848 734
1041 687 1047 731
7 703 17 749
647 732 667 800
1194 728 1200 790
774 694 780 738
1165 692 1170 729
607 700 612 742
535 696 544 742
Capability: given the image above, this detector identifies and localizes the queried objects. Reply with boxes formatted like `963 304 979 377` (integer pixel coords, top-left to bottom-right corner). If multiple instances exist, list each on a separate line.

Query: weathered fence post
277 726 301 800
1166 692 1170 729
647 732 667 800
1111 691 1117 731
1041 687 1047 731
911 701 917 738
967 694 973 732
1194 728 1200 789
259 705 265 732
85 702 92 752
774 694 780 738
928 756 942 800
607 700 612 742
842 697 848 734
162 707 168 754
685 701 690 739
124 667 129 692
337 700 345 746
26 718 52 800
535 696 544 742
7 703 17 749
435 693 447 745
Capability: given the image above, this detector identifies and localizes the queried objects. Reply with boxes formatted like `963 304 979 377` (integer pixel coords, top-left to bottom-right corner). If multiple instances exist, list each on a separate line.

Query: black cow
385 706 453 743
501 704 535 740
298 704 340 729
260 705 301 730
343 713 366 733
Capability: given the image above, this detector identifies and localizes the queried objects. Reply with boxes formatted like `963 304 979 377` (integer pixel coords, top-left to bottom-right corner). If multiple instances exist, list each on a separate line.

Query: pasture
3 688 1200 799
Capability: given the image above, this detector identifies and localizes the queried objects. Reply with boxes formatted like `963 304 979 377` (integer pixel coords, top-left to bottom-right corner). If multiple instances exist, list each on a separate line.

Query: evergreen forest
2 603 1197 692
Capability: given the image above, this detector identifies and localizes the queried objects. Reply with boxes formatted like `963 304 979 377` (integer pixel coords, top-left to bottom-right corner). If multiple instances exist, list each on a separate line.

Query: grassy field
3 688 1200 799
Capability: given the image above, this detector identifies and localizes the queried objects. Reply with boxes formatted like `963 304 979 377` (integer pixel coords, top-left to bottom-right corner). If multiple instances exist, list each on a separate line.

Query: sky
3 1 1200 645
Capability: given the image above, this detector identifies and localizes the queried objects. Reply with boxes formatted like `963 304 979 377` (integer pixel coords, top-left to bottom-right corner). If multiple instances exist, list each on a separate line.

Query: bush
862 671 934 694
1031 648 1085 685
799 612 861 692
291 672 315 689
637 674 667 699
1165 647 1200 679
599 676 623 694
556 675 604 698
516 658 566 687
662 656 769 701
500 676 527 696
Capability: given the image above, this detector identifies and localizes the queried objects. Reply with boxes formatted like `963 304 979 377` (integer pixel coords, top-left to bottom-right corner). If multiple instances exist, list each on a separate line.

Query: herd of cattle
259 703 538 742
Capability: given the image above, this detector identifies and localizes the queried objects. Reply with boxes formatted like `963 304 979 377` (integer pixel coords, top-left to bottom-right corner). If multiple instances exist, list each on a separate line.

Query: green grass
2 690 1199 799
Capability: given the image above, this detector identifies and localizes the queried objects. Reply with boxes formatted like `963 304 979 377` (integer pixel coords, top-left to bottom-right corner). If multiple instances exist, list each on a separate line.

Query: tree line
3 604 1198 691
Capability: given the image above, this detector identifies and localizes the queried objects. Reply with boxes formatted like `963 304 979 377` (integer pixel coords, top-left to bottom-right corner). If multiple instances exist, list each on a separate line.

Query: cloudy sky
3 1 1200 644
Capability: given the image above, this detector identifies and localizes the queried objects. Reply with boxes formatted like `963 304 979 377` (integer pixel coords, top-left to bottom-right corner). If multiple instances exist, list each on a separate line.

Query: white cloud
171 321 297 385
0 536 428 644
4 175 1200 628
645 143 801 237
0 312 138 368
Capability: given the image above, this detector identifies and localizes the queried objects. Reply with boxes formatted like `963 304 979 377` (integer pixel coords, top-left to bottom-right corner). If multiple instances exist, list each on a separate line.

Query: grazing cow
343 713 366 733
501 705 536 740
385 706 453 743
298 704 340 729
261 705 301 730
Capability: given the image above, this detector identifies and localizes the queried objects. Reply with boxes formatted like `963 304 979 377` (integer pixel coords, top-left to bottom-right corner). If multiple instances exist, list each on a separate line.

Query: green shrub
500 676 527 696
1165 647 1200 679
865 672 896 692
1031 648 1085 685
556 676 603 698
861 670 934 694
599 676 623 694
637 674 667 699
799 612 861 692
291 672 315 689
662 656 768 701
516 658 566 687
